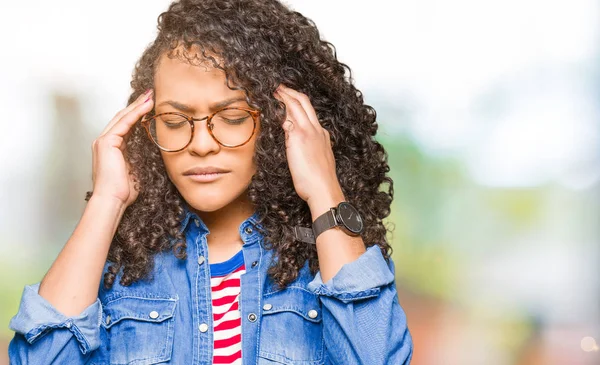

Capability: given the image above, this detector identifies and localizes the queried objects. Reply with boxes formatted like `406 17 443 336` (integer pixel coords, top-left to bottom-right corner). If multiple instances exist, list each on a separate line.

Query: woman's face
153 52 260 213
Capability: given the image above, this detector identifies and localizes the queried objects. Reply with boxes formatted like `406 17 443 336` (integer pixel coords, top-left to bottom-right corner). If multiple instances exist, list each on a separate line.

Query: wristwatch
293 201 364 244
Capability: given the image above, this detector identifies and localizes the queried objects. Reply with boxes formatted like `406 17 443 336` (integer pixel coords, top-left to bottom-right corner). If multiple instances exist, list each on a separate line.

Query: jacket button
199 323 209 332
251 261 258 268
198 255 205 265
248 313 257 322
149 311 159 319
244 226 253 234
308 309 318 319
105 315 111 325
263 303 272 311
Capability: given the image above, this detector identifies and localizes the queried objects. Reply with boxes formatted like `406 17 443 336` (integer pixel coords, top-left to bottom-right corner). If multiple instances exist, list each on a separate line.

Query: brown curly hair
90 0 395 291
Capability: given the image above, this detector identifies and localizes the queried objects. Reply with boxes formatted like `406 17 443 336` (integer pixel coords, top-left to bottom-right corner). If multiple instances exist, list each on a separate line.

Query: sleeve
8 282 103 364
307 245 414 365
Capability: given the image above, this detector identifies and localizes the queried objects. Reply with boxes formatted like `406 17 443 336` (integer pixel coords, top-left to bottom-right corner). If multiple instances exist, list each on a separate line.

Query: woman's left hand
273 84 345 211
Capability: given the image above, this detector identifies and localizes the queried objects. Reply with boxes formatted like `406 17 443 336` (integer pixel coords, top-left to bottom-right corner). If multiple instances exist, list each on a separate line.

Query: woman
8 0 413 364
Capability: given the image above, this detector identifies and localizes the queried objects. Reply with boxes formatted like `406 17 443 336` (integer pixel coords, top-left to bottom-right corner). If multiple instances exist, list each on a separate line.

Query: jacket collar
178 201 263 236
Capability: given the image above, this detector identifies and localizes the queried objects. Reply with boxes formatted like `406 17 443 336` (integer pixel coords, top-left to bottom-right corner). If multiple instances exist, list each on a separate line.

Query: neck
189 191 255 261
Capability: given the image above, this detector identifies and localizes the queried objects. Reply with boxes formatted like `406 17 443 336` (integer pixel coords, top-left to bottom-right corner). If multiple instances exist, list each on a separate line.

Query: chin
180 189 230 213
178 181 248 213
185 199 227 213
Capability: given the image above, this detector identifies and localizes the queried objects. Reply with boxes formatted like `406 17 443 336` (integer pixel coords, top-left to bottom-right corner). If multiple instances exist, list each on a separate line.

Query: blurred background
0 0 598 364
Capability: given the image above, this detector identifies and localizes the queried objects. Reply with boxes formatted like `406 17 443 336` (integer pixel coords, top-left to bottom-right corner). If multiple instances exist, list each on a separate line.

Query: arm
8 283 103 364
306 191 414 365
307 246 413 365
272 84 413 363
8 196 125 364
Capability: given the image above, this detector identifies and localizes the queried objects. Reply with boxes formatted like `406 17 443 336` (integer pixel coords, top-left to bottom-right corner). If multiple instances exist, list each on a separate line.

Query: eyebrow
156 97 248 113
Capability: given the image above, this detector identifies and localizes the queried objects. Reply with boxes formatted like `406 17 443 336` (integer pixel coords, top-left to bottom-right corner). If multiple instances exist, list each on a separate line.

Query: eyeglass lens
148 109 254 149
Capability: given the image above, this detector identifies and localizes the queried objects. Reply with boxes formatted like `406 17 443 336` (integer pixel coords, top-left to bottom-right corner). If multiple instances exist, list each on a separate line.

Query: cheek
160 153 178 181
236 148 257 179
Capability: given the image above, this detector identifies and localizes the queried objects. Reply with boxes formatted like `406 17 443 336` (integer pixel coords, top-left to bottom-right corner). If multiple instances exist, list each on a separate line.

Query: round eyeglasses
141 107 260 152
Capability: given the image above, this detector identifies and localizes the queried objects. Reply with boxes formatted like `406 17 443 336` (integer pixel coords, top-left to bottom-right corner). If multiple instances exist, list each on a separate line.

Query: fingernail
144 88 153 95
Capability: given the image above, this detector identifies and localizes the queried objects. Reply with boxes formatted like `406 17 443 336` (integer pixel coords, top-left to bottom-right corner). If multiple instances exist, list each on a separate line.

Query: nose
186 118 221 156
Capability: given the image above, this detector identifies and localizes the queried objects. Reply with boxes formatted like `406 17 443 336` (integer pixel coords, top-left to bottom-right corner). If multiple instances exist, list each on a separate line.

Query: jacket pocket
258 287 324 365
101 294 177 365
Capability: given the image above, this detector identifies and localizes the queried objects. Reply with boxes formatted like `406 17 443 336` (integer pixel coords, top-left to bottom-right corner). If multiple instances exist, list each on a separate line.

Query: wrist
88 194 127 217
308 189 346 221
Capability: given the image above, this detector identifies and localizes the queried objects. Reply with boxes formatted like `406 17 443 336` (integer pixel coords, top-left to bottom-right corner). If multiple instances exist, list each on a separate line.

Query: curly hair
91 0 395 291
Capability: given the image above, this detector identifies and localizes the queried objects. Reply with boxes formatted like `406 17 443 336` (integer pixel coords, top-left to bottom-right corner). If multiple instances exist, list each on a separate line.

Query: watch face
337 202 364 234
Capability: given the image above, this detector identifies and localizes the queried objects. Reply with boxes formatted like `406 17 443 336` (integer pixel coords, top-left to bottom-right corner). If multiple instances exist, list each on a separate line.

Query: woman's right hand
90 89 154 208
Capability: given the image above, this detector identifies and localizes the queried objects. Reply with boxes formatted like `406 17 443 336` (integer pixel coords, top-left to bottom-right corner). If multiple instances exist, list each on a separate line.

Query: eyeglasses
141 107 260 152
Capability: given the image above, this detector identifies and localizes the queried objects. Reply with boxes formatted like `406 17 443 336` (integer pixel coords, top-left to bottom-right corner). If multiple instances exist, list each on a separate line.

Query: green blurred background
1 1 598 364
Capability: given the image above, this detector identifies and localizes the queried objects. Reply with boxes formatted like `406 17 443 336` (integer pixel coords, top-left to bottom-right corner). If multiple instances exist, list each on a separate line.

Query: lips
185 172 228 183
182 166 230 176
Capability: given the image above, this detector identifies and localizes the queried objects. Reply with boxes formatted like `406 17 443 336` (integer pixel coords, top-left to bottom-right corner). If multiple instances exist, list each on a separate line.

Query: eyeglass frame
140 107 260 152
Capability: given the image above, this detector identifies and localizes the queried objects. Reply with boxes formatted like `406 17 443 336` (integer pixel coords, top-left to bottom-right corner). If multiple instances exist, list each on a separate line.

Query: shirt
210 249 245 365
8 204 414 364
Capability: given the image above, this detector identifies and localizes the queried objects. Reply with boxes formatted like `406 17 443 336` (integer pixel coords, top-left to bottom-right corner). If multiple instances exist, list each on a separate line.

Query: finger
273 92 294 136
91 140 97 184
277 85 321 130
282 118 294 135
274 88 315 132
323 128 333 147
101 89 152 137
106 94 154 139
100 89 153 137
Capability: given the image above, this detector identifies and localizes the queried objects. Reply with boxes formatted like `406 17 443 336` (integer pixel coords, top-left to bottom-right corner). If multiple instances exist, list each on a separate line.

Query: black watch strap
312 208 338 239
293 226 316 244
293 208 339 245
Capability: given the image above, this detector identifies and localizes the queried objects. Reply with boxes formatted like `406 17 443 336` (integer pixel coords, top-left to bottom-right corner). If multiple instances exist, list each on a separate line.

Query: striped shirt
209 249 245 365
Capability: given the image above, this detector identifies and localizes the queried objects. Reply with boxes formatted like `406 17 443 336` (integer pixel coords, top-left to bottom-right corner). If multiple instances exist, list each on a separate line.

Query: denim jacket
8 207 413 365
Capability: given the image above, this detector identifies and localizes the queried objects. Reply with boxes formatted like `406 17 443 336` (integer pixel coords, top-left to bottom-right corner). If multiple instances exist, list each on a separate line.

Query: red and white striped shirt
209 249 245 365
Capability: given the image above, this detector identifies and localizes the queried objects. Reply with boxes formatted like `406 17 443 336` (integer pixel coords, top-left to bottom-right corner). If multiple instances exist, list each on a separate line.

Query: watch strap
293 226 316 244
293 208 339 245
312 208 338 239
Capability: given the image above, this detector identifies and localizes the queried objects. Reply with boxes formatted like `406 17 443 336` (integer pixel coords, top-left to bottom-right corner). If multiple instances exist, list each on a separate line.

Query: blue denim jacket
8 207 413 364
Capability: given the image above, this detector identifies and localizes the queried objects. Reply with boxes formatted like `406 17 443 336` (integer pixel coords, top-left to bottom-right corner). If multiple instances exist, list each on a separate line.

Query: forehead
154 51 244 108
